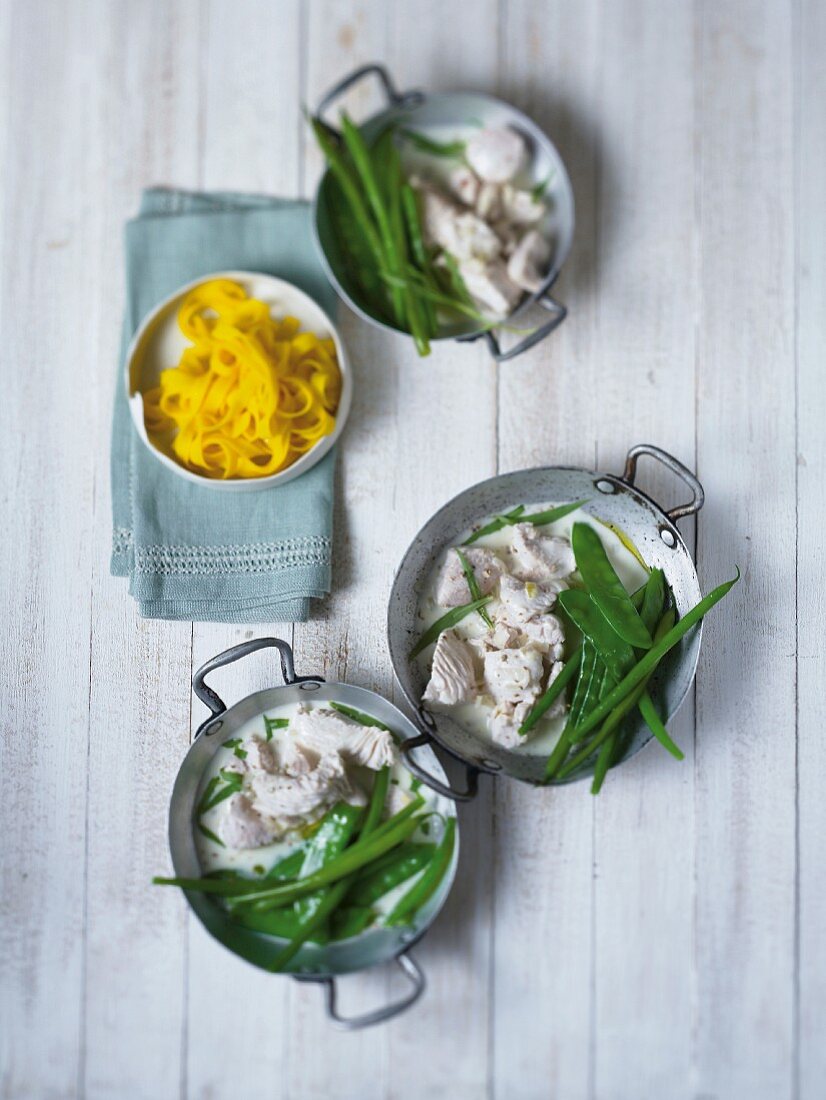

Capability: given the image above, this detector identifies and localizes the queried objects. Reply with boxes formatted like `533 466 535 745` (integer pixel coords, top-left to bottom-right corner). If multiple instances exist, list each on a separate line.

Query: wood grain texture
694 0 797 1097
0 0 819 1097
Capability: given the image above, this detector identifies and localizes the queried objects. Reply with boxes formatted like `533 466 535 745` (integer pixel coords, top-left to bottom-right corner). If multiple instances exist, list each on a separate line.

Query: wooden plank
694 1 797 1096
290 4 498 1097
81 2 202 1097
587 3 698 1098
795 0 826 1093
493 3 601 1097
0 2 98 1095
185 3 302 1098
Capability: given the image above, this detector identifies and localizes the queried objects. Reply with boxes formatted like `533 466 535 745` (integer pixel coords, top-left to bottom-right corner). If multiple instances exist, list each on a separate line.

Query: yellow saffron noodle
142 279 342 480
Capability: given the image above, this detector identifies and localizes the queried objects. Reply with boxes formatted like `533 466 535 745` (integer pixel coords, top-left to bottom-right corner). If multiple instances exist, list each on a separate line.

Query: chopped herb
463 506 527 544
196 775 221 817
410 596 493 657
222 737 248 760
197 823 225 847
330 701 390 730
531 172 555 202
400 128 466 157
455 548 494 628
420 821 430 836
263 716 290 741
410 778 423 792
253 864 265 876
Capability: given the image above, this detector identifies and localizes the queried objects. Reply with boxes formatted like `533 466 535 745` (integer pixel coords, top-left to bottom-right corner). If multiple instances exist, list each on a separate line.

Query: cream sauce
415 505 649 755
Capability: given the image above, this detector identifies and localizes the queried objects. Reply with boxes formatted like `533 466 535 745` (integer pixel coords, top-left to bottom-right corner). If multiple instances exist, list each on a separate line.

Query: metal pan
386 445 704 796
168 637 459 1028
311 63 575 362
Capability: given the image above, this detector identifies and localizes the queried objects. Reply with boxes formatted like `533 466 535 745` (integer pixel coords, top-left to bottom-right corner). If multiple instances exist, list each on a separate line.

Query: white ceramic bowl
125 270 352 492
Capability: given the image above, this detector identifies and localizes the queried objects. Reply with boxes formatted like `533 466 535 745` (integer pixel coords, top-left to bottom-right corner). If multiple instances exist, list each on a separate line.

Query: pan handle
296 952 426 1030
400 719 479 803
461 290 567 362
621 444 705 523
316 63 424 121
192 637 323 733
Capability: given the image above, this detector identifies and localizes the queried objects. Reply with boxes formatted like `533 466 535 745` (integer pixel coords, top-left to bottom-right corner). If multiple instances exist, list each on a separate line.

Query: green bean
153 813 421 901
348 843 436 906
329 701 389 731
542 645 598 780
310 118 384 265
569 570 739 742
339 114 403 321
270 878 351 971
330 905 374 941
638 691 684 761
455 549 493 628
557 588 637 682
386 817 456 926
519 645 582 734
639 569 667 633
410 596 493 658
362 767 390 837
572 522 653 648
233 905 329 943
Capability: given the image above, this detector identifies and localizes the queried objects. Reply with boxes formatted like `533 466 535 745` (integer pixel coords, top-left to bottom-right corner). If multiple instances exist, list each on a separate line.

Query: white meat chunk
483 645 545 709
243 735 276 774
291 706 396 771
448 164 480 207
509 524 576 586
521 614 565 660
459 257 523 317
475 181 502 221
416 183 501 263
435 546 504 606
468 619 522 659
423 630 478 706
497 573 559 625
272 737 312 776
500 184 546 226
249 752 365 827
466 126 527 184
489 701 533 749
217 793 278 850
507 229 552 293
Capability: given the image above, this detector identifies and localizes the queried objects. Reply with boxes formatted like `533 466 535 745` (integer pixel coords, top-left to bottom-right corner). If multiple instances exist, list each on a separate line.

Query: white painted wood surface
0 1 818 1097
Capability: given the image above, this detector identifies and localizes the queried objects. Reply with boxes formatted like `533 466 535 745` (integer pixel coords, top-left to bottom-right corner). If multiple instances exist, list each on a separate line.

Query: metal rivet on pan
299 681 321 691
399 930 417 946
480 758 502 771
660 527 677 547
595 479 616 494
206 720 223 735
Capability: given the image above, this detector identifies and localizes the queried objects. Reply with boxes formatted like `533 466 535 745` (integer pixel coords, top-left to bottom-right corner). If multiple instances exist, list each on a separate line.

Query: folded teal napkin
111 188 337 622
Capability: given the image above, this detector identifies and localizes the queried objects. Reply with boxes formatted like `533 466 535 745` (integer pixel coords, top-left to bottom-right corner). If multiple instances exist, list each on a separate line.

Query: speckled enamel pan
168 638 459 1029
312 63 575 362
387 445 705 796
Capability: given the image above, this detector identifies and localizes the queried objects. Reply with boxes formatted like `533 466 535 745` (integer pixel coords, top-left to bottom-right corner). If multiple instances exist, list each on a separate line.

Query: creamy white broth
195 699 444 896
415 505 649 756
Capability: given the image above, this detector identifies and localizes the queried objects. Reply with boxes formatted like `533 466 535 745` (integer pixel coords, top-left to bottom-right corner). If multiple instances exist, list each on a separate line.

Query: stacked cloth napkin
111 188 336 622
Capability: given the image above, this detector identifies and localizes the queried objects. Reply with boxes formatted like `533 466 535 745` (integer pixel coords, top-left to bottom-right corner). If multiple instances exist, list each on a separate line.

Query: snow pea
386 817 456 927
330 905 374 941
299 803 364 879
557 588 637 681
571 522 653 648
570 569 739 742
562 608 678 786
348 843 437 907
519 646 581 734
361 767 390 837
232 905 330 944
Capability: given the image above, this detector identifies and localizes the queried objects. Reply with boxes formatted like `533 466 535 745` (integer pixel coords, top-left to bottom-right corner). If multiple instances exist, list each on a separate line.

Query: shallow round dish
387 445 705 794
125 270 352 492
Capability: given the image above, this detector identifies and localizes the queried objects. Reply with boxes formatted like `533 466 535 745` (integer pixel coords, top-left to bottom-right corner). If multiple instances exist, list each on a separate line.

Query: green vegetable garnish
455 548 493 628
463 499 585 545
330 701 390 730
197 823 224 847
410 596 493 657
263 716 289 741
571 522 653 649
399 128 466 157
